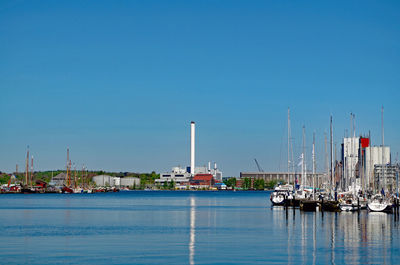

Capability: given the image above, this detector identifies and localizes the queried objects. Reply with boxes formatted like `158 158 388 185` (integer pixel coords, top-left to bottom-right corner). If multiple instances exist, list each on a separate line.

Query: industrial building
120 177 140 187
92 175 118 186
92 175 140 188
338 132 398 192
240 172 325 188
342 136 360 189
190 174 215 189
156 121 223 187
365 145 391 187
373 164 398 191
154 167 192 186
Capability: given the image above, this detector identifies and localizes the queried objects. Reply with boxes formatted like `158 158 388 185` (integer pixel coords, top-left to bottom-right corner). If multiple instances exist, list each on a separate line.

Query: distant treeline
223 177 285 190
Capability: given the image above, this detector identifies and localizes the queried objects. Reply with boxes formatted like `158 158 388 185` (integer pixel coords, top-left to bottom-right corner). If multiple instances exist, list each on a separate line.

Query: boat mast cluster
270 107 399 213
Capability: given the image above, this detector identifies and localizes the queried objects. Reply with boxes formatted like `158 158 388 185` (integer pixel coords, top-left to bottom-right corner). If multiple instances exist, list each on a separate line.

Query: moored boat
300 199 319 211
61 186 74 194
339 194 360 212
270 184 293 206
367 194 392 213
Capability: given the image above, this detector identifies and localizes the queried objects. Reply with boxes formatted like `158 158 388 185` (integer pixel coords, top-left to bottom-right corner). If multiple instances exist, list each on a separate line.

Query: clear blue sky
1 1 399 177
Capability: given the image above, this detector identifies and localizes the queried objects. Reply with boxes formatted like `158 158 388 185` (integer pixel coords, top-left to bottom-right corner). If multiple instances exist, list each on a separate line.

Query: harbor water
0 191 399 264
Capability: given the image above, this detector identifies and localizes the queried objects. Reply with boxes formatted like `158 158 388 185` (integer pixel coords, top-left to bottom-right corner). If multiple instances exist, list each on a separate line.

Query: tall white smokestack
190 121 195 175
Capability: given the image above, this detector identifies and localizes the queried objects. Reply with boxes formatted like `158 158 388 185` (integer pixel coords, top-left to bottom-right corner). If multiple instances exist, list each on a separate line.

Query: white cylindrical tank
191 121 195 175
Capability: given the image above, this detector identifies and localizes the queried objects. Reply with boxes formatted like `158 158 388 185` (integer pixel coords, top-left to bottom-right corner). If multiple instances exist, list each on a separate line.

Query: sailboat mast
25 146 29 186
288 108 291 184
352 113 356 194
31 155 34 187
74 165 77 189
344 138 347 191
312 132 316 199
66 148 70 187
302 126 306 187
330 116 334 194
382 106 385 194
324 132 328 186
369 131 374 193
82 165 85 189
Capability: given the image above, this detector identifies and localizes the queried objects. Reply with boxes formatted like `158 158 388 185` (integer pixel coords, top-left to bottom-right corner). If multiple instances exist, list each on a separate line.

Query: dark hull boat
61 186 74 194
300 200 319 211
20 188 37 194
320 200 341 212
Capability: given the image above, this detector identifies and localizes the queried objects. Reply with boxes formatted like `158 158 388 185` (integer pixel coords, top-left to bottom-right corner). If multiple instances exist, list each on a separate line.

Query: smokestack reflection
189 197 196 265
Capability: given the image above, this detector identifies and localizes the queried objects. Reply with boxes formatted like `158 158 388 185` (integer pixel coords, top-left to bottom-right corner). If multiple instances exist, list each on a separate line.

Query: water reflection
189 197 196 265
272 207 398 264
64 197 71 258
312 212 316 265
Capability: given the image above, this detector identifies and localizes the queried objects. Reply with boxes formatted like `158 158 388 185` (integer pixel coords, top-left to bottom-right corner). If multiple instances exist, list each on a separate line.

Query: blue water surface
0 191 399 264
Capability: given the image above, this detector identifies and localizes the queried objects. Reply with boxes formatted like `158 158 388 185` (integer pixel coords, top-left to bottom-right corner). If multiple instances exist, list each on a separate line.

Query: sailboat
320 116 340 212
339 117 360 212
270 184 293 206
297 126 319 211
367 107 393 213
368 194 392 212
339 192 359 212
270 108 295 206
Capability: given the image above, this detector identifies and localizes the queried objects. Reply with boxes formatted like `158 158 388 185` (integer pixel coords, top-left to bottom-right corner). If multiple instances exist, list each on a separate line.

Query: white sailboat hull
270 193 286 205
367 202 392 212
340 203 358 212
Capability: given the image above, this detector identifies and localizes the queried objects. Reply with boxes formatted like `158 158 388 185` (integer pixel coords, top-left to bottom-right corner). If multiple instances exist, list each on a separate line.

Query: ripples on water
0 191 399 264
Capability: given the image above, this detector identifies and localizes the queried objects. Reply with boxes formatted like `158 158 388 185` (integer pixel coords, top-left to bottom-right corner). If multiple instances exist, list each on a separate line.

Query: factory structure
341 135 396 192
92 175 140 188
239 172 325 187
155 121 223 189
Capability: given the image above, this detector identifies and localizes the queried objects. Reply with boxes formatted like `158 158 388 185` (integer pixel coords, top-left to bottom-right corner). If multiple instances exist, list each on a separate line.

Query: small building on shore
49 172 67 186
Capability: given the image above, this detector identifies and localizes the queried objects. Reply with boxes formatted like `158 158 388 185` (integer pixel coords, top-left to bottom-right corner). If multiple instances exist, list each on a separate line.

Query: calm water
0 191 399 264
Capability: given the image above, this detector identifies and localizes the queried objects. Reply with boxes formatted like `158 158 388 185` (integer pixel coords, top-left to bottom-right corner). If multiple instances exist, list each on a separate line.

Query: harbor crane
254 158 264 172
